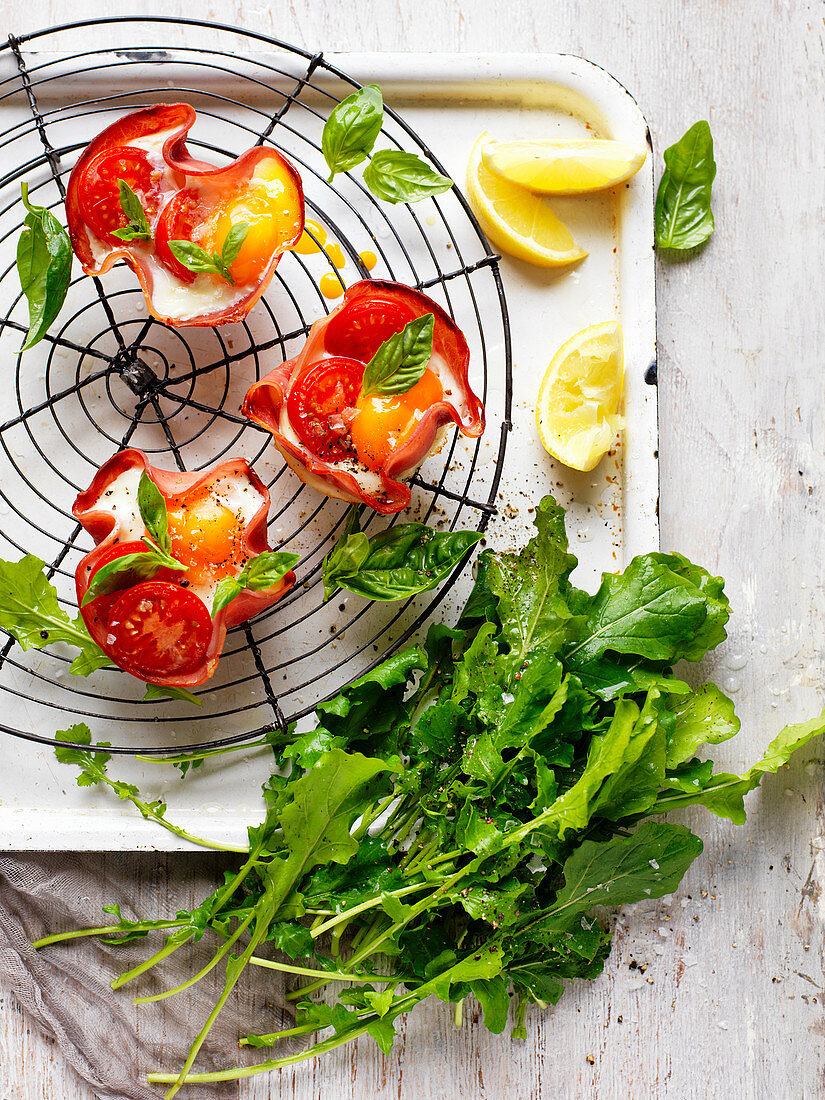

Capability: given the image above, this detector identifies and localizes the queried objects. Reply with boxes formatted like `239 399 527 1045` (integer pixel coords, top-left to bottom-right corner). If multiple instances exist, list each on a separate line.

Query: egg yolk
203 160 302 287
349 368 444 471
166 489 244 584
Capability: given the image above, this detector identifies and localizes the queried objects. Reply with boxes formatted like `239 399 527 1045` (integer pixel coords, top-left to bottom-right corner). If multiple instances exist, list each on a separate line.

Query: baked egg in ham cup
73 449 297 688
242 281 485 514
66 103 304 326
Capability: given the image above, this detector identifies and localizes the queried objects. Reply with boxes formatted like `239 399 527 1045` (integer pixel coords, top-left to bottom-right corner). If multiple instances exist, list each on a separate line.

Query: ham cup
73 448 295 688
242 281 485 515
66 103 304 326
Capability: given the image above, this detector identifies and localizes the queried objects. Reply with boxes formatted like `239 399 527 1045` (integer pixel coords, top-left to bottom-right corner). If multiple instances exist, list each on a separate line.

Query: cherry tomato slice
79 539 153 647
324 296 418 363
287 356 364 462
106 579 212 680
154 188 200 282
79 148 159 245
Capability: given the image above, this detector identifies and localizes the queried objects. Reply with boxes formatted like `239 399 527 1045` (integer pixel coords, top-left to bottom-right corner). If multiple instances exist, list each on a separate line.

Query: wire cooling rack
0 19 511 755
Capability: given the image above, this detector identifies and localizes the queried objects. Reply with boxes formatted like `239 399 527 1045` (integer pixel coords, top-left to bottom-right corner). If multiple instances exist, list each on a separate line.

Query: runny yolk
166 489 244 585
349 368 444 471
204 160 302 287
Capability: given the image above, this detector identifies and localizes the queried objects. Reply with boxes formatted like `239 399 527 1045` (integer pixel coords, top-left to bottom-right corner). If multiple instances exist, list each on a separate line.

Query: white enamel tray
0 51 656 849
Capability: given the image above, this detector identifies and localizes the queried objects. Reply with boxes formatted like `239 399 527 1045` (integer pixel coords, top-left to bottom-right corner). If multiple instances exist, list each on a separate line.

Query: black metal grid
0 18 512 755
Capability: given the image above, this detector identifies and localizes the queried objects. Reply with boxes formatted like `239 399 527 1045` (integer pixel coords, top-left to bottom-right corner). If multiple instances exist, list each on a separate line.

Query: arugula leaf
322 85 384 179
485 496 578 661
364 151 453 204
543 822 704 930
655 120 716 250
567 552 729 666
360 313 434 398
110 179 151 242
323 520 481 602
0 555 109 673
663 682 739 768
211 550 299 616
143 682 202 707
16 183 72 351
168 223 249 286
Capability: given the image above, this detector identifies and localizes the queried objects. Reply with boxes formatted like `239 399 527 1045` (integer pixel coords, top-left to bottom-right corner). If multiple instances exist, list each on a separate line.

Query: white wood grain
2 1 824 1099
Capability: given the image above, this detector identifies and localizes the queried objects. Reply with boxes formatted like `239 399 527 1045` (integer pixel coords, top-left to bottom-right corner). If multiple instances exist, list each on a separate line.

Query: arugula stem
309 882 428 939
31 918 187 950
238 1020 326 1047
133 908 256 1005
112 932 195 991
247 956 400 983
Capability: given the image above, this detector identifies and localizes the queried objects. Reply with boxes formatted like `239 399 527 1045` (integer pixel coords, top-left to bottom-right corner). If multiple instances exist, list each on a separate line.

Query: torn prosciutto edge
242 280 485 514
73 448 295 687
65 103 304 326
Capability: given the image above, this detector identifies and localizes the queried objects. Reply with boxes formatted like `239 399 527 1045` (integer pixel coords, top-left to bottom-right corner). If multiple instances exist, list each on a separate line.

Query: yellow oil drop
359 250 377 272
295 219 328 255
326 243 346 269
320 273 345 299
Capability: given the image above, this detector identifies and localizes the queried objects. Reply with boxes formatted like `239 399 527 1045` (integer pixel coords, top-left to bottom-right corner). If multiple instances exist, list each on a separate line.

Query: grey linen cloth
0 852 297 1100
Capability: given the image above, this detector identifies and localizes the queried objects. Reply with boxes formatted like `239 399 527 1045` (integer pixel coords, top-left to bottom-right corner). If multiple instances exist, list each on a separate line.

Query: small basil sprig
211 550 299 617
323 512 483 601
655 121 716 250
111 179 151 242
361 313 434 398
363 151 453 204
16 183 73 351
169 222 249 286
82 472 188 606
322 85 384 180
144 682 202 707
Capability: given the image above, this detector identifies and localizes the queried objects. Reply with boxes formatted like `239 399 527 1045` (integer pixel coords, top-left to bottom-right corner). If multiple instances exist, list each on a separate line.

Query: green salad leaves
655 120 716 250
42 494 825 1094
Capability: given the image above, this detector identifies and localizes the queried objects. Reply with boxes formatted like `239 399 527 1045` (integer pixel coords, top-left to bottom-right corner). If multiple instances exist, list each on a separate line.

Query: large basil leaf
323 522 482 601
322 85 384 179
360 313 434 398
655 120 716 249
363 151 453 204
16 184 72 351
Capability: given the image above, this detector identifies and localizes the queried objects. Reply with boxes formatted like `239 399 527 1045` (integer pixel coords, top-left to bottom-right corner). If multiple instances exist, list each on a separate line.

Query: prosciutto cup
242 280 485 515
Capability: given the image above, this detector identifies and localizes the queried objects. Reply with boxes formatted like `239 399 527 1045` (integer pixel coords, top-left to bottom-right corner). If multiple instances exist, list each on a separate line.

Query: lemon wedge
466 133 587 268
483 138 647 195
536 321 624 472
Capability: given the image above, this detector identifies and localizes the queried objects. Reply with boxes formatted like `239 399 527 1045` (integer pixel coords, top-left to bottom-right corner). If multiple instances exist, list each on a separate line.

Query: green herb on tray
39 495 825 1095
655 120 716 250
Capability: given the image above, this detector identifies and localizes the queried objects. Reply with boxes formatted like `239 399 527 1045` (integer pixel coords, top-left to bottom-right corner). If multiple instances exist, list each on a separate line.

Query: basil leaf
81 551 165 606
360 313 434 398
323 523 482 601
241 550 299 591
110 179 151 241
655 120 716 250
137 471 170 553
363 151 452 204
168 240 237 285
17 183 72 351
322 85 384 179
323 531 370 601
221 222 249 268
211 551 298 617
144 682 202 707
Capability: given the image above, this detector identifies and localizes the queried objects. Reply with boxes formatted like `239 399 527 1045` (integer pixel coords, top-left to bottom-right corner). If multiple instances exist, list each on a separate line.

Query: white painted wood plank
2 2 824 1099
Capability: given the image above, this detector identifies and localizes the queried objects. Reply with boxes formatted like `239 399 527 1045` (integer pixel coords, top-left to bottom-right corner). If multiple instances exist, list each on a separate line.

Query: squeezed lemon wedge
466 133 587 268
536 321 624 472
483 138 647 195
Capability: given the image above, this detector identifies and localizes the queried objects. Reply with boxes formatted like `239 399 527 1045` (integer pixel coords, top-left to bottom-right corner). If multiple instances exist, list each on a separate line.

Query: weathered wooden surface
2 1 824 1098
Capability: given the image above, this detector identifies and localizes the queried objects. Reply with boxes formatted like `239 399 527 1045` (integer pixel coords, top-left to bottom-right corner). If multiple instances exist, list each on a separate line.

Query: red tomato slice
78 147 160 245
106 579 212 679
154 188 200 282
287 356 364 462
324 296 418 363
79 539 153 645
